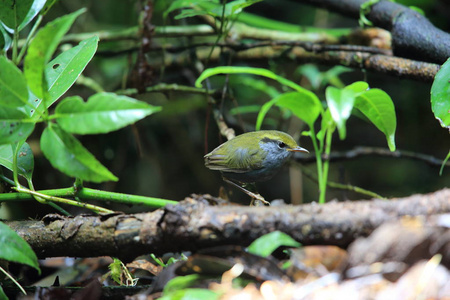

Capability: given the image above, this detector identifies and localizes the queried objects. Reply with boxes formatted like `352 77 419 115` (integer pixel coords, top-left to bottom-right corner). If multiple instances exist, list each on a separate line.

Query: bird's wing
205 147 263 173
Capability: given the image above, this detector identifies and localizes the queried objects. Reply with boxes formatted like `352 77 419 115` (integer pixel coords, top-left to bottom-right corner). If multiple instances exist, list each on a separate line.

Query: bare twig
295 146 449 168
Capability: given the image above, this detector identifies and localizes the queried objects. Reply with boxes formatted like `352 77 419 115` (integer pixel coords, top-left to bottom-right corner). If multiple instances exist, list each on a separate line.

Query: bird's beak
288 146 309 153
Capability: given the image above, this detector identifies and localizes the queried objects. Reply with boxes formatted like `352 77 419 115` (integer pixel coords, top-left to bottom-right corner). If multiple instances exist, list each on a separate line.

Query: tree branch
6 189 450 261
295 146 450 168
295 0 450 64
146 43 439 82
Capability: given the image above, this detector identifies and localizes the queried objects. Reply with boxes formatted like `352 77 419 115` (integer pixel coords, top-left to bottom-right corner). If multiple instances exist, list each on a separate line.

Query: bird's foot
250 193 270 206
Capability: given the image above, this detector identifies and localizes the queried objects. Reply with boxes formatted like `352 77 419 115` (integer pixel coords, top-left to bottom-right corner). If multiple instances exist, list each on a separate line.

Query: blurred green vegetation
5 0 449 218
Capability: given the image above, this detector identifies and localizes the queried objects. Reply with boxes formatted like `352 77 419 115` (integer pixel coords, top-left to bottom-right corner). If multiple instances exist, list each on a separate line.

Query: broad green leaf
163 0 214 18
45 36 99 106
326 86 356 140
24 8 85 99
160 289 220 300
0 0 32 31
296 64 321 89
0 221 40 272
0 56 29 107
17 0 46 31
247 231 301 257
323 66 352 88
163 275 202 294
275 92 323 127
40 124 118 182
344 81 369 94
0 25 11 51
54 93 162 135
0 142 34 180
223 0 262 16
355 88 396 151
0 106 34 145
256 91 322 130
0 286 6 300
431 57 450 130
205 0 262 18
0 0 46 32
175 9 212 19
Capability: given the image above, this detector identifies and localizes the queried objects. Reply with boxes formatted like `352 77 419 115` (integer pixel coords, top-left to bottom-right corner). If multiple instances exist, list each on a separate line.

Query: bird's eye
277 141 287 149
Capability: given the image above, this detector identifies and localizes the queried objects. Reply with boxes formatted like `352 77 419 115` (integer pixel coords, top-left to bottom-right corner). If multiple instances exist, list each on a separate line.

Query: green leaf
0 286 7 300
163 0 214 18
0 221 40 272
40 124 118 183
431 57 450 130
344 81 369 94
0 106 35 145
174 9 212 20
54 93 162 135
0 142 34 180
354 88 396 151
0 0 45 32
195 66 314 96
0 25 12 51
247 231 301 257
24 8 85 100
163 275 202 294
160 289 220 300
326 86 356 140
109 258 122 285
275 92 323 127
45 36 99 106
256 91 322 130
0 56 29 107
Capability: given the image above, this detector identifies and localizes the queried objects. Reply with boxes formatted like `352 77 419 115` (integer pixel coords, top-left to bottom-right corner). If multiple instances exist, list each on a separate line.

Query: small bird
204 130 309 205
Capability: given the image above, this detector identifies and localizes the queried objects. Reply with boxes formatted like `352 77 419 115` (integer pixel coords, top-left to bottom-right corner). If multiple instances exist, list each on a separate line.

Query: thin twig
299 164 385 199
295 146 449 168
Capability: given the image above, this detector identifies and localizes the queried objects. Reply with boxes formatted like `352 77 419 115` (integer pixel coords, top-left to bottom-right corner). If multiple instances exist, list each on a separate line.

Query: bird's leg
222 177 270 206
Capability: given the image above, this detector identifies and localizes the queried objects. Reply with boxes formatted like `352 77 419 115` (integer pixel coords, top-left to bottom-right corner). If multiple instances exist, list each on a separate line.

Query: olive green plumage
204 130 308 183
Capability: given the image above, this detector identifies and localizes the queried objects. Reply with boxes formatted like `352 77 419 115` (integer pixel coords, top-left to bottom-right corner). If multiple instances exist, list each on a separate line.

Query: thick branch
296 0 450 64
150 45 439 82
7 189 450 261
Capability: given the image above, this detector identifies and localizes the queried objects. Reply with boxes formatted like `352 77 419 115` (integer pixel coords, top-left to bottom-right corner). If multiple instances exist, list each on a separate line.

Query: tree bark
296 0 450 64
6 189 450 261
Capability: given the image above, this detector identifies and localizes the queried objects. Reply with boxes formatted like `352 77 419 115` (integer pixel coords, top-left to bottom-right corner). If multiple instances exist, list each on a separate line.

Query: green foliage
161 275 221 300
0 56 29 107
196 67 397 203
431 57 450 130
0 143 34 182
431 57 450 174
45 36 99 105
41 124 119 183
54 93 161 134
108 258 138 286
0 221 40 272
0 4 162 213
24 9 85 100
0 0 46 32
247 231 301 257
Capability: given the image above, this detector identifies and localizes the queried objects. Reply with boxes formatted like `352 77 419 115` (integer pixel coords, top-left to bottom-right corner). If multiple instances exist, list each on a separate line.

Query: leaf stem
13 186 114 214
0 186 178 209
16 15 43 64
